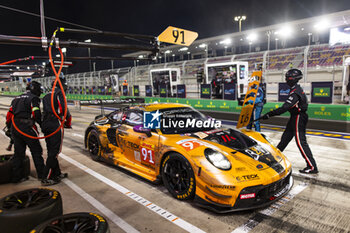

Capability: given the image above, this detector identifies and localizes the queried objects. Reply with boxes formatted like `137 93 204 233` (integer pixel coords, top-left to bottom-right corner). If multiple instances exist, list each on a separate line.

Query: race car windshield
160 107 216 134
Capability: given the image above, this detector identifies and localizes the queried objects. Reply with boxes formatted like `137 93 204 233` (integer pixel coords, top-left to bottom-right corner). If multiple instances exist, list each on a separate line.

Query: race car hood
179 128 286 173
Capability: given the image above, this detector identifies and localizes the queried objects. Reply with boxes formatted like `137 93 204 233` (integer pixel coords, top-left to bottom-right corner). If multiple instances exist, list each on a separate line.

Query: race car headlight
204 148 231 170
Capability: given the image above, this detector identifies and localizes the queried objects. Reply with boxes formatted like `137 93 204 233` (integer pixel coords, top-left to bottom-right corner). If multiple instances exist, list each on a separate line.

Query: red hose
11 47 67 139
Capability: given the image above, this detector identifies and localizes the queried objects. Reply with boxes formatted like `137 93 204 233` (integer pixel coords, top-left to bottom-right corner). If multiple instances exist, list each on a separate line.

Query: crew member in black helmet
261 68 318 174
7 81 45 182
41 74 72 186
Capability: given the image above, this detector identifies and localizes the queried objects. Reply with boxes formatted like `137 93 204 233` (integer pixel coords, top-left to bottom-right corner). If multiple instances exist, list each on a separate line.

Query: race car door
118 110 160 175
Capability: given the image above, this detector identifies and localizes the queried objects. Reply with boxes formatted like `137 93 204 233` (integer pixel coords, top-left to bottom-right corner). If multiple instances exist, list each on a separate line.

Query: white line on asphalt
60 153 206 233
72 133 84 138
62 179 139 233
231 182 308 233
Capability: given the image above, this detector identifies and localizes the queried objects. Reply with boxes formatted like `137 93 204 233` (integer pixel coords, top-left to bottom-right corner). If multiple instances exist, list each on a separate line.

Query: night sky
1 0 350 72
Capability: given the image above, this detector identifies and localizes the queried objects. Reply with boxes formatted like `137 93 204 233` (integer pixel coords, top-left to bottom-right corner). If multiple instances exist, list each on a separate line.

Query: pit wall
1 92 349 121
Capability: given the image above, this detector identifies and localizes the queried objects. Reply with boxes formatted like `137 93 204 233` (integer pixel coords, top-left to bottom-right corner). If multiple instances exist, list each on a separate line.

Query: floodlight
61 48 67 53
56 54 60 57
199 43 207 48
42 62 46 66
172 54 175 57
179 47 189 51
84 39 91 43
234 17 239 21
138 55 144 58
247 33 257 41
219 38 232 45
314 19 330 31
242 16 246 20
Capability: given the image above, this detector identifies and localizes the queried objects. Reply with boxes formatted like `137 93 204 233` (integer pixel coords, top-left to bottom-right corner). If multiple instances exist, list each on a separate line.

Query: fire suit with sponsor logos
41 88 71 180
268 84 318 171
6 91 45 181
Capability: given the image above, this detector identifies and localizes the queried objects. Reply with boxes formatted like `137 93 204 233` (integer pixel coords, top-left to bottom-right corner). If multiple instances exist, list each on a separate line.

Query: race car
84 103 293 213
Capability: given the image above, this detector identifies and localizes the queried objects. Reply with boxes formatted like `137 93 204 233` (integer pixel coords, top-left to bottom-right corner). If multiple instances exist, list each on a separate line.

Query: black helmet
27 81 43 97
285 69 302 87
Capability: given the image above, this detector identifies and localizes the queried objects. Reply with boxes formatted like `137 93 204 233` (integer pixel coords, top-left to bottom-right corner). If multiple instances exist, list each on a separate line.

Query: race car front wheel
87 130 102 161
162 153 196 200
31 212 110 233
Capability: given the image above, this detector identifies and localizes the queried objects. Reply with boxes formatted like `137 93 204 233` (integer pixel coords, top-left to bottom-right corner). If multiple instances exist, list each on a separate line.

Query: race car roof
134 103 190 112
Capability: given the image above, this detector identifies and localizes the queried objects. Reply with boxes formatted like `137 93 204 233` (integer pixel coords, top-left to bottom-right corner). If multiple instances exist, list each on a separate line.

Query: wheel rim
40 215 97 233
1 189 52 210
163 159 191 194
88 134 99 156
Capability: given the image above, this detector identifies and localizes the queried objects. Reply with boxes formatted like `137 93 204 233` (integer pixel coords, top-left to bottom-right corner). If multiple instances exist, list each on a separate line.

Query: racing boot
41 178 60 186
299 167 318 174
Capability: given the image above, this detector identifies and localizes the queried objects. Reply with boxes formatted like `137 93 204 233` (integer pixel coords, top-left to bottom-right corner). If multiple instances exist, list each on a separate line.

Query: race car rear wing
79 97 145 116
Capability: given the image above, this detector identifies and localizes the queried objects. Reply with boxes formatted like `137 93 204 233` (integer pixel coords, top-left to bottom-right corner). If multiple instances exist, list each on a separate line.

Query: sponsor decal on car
140 142 155 165
235 174 260 182
134 151 141 162
240 193 256 199
209 185 235 190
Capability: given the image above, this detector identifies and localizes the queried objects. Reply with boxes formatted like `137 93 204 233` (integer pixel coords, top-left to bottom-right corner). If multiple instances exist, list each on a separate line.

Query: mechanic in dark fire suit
41 75 72 186
261 69 318 174
6 81 45 182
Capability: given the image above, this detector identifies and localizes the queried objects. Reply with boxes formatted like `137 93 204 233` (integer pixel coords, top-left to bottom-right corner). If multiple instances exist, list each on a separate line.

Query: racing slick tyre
31 212 110 233
0 188 63 233
161 152 196 200
87 130 102 161
0 154 30 184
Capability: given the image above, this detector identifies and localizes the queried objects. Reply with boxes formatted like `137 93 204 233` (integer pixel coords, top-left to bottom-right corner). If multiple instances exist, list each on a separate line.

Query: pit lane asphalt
0 96 349 233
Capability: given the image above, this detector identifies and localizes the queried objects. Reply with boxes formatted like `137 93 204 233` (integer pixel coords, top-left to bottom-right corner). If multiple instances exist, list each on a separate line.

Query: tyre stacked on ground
0 154 30 184
32 212 110 233
0 188 63 233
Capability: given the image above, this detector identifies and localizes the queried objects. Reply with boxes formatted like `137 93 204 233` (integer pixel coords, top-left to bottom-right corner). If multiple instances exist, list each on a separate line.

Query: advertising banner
145 85 152 97
278 83 290 102
311 82 333 103
74 87 79 94
200 84 211 99
223 83 236 100
134 85 140 96
122 85 128 96
177 84 186 98
159 84 167 97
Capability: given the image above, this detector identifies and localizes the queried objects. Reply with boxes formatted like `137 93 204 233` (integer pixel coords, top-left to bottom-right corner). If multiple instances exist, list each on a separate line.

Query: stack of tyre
0 188 109 233
0 155 109 233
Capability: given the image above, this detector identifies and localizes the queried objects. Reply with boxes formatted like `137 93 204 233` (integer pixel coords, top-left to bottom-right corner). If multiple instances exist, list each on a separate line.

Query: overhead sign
53 61 73 68
158 26 198 46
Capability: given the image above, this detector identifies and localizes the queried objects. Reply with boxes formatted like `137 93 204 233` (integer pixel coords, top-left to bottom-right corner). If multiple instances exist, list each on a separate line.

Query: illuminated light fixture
275 38 279 41
275 26 293 38
42 62 46 66
158 56 162 59
16 66 20 69
179 47 188 51
247 33 257 42
61 48 67 53
172 54 175 57
138 55 144 58
224 46 228 48
187 51 191 54
199 43 207 48
344 27 350 32
301 28 304 31
240 38 243 41
219 38 232 45
56 54 60 57
164 50 171 54
314 19 330 31
84 39 91 43
308 32 312 36
27 66 30 70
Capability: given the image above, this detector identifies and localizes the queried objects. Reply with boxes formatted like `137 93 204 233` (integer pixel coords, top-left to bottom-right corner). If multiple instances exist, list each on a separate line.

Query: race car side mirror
133 125 152 137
